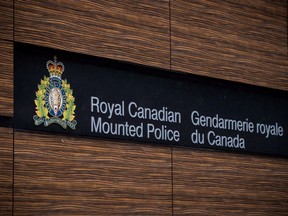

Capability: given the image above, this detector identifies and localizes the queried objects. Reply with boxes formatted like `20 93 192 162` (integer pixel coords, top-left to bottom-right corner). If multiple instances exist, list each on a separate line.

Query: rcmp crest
33 56 77 129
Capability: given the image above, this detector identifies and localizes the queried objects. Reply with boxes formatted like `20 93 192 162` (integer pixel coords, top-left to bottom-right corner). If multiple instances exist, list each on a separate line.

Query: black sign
14 43 288 156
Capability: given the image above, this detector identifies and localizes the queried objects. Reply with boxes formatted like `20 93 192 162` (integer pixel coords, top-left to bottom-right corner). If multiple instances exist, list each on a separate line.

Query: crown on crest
46 56 65 78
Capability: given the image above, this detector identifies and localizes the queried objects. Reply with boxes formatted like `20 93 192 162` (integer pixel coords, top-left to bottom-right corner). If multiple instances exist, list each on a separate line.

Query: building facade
0 0 288 215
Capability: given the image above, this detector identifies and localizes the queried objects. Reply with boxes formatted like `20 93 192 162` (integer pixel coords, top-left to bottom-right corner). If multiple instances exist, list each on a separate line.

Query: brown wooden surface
0 40 13 117
173 148 288 215
7 1 288 215
0 127 13 216
171 0 288 91
14 131 172 215
15 0 170 69
0 0 13 40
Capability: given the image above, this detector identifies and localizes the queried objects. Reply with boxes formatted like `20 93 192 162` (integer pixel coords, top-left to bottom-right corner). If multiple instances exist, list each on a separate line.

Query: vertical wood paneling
0 40 13 117
0 0 13 40
171 0 288 91
15 0 170 69
173 148 288 215
14 132 172 215
0 127 13 216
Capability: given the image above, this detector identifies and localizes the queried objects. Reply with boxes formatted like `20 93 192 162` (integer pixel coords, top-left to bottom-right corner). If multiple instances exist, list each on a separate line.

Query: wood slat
15 0 170 69
0 0 13 40
173 148 288 215
0 40 13 117
14 131 172 215
0 127 13 216
171 0 288 91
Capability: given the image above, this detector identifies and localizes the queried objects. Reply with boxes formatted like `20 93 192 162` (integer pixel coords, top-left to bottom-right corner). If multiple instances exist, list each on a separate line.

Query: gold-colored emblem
33 56 77 129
